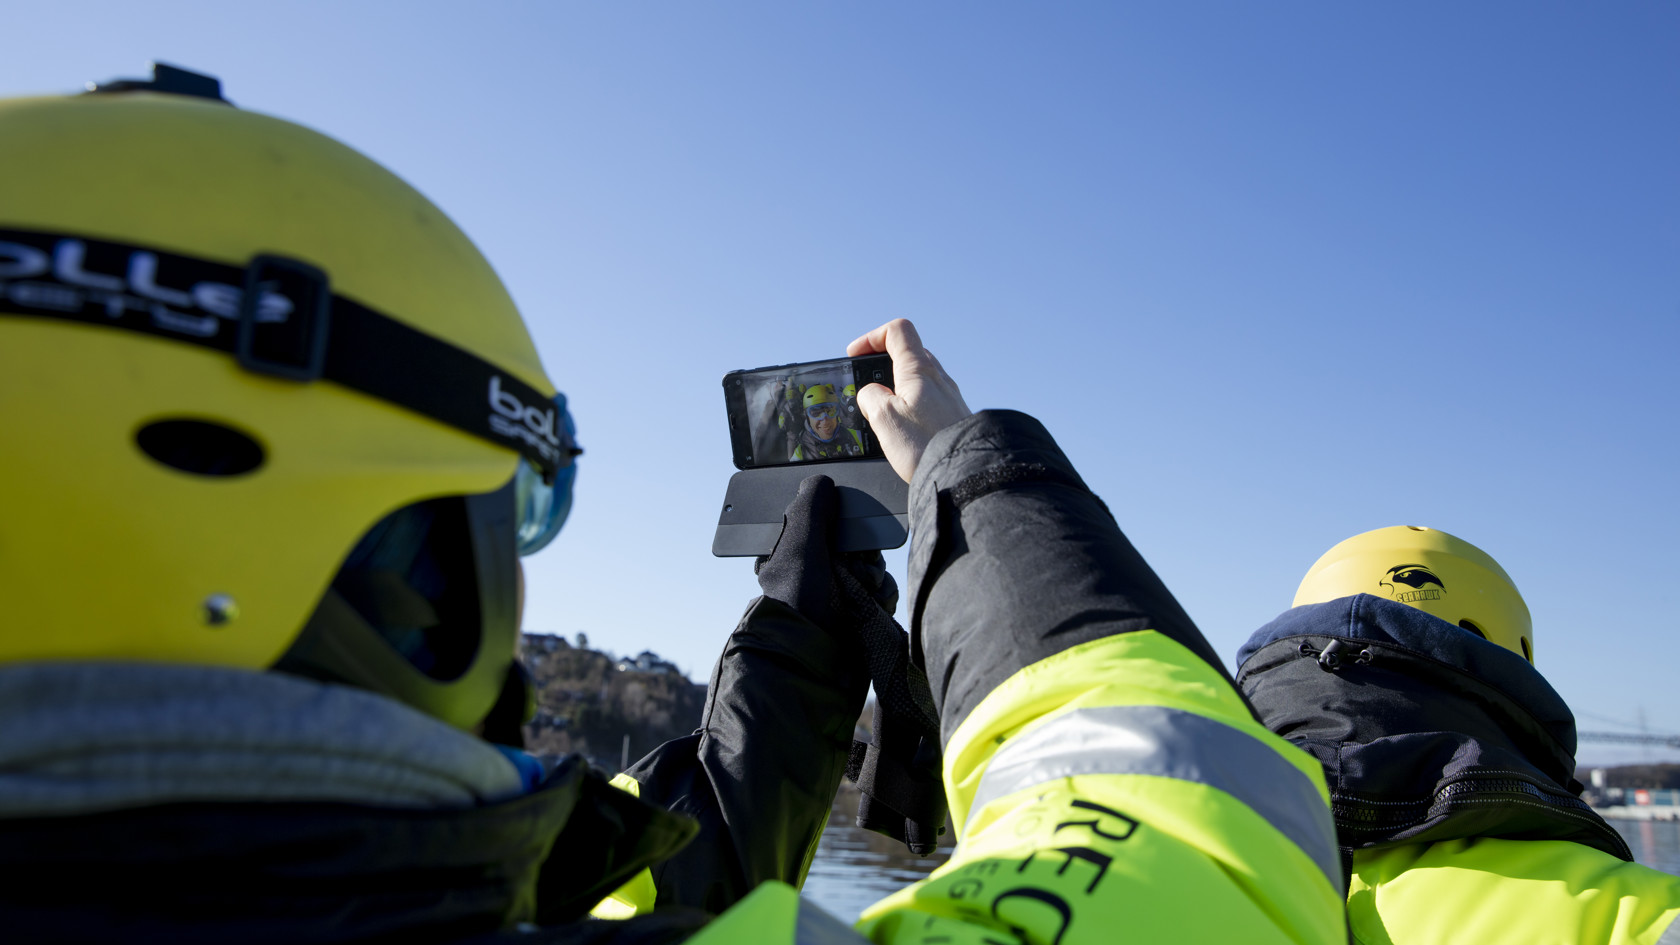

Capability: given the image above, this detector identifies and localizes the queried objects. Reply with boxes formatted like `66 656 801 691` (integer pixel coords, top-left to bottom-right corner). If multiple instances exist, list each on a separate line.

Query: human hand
846 318 972 483
753 475 898 634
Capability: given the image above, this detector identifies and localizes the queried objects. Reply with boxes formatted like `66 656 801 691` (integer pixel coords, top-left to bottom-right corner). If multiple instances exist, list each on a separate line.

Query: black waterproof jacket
1235 593 1630 872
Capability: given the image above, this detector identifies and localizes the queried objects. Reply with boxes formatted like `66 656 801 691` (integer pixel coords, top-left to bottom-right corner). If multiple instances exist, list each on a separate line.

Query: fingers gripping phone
713 354 908 557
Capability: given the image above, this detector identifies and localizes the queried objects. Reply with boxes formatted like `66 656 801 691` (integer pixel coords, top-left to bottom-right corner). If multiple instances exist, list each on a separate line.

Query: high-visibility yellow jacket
611 410 1347 943
853 630 1346 944
1238 594 1680 945
1347 839 1680 945
609 634 1350 943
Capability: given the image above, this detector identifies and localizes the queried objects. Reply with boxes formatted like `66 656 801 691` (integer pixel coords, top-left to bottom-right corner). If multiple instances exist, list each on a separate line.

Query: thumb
855 382 921 483
777 474 840 569
790 472 839 526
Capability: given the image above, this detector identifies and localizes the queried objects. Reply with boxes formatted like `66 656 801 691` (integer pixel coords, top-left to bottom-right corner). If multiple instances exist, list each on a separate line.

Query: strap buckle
236 254 331 382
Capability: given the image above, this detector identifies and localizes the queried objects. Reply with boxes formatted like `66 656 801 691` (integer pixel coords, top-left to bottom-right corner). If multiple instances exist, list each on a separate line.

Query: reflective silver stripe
1656 914 1680 945
795 897 870 945
966 704 1341 889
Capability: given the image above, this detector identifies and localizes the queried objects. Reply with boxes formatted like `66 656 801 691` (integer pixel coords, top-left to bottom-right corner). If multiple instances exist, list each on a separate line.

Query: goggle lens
513 392 578 556
806 403 838 421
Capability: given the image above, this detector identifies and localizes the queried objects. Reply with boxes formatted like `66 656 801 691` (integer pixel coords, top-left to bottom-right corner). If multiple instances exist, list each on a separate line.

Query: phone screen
724 354 893 469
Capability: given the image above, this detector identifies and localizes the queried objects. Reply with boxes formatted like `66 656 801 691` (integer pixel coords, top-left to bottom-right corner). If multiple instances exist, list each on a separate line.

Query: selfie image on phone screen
724 356 891 469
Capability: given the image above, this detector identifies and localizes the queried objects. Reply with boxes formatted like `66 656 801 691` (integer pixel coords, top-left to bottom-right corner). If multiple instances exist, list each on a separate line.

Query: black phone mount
711 460 909 557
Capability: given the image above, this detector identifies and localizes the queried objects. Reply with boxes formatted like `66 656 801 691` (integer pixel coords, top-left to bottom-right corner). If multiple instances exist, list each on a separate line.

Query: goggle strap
0 227 570 481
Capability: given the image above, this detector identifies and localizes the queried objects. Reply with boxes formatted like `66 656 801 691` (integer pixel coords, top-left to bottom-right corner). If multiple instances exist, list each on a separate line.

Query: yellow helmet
1294 526 1533 663
0 64 577 735
803 383 840 409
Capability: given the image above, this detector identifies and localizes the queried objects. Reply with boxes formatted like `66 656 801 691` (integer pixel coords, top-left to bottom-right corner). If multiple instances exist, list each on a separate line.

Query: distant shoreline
1595 807 1680 822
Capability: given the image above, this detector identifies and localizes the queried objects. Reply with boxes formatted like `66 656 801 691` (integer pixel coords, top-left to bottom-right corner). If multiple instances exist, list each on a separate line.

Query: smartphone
723 354 893 470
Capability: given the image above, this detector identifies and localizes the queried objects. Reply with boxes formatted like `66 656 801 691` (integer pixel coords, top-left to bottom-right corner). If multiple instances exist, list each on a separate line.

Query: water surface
1612 817 1680 875
801 789 953 922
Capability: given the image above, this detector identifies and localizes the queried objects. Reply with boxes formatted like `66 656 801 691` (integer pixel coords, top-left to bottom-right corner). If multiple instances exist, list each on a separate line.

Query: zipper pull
1316 639 1375 673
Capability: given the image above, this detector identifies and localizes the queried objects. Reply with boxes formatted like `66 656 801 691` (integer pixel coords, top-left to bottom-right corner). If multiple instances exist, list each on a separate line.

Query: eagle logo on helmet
1380 564 1444 603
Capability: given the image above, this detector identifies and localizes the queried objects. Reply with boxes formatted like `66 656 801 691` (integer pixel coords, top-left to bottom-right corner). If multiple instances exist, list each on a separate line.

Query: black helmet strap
0 227 574 482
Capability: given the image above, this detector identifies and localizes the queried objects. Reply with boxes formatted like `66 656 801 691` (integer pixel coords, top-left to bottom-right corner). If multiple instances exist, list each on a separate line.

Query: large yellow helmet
1294 526 1533 663
0 64 577 736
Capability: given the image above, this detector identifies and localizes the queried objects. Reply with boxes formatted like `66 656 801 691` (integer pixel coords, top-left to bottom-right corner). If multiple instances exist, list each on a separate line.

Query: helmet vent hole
136 419 265 477
1521 637 1532 662
1458 619 1487 640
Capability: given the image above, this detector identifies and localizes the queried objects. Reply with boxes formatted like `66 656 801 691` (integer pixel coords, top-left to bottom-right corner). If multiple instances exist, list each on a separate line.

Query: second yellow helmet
1294 526 1533 663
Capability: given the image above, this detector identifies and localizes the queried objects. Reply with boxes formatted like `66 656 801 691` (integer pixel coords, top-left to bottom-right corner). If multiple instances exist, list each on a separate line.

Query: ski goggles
512 392 579 556
806 403 840 421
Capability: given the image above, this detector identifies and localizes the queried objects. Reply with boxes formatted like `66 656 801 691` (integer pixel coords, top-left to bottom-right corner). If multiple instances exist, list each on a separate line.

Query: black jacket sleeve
619 595 869 914
904 409 1237 743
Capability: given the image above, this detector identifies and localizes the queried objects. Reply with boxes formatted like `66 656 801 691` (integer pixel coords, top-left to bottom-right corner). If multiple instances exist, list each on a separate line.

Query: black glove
753 474 875 631
753 474 899 626
754 475 947 855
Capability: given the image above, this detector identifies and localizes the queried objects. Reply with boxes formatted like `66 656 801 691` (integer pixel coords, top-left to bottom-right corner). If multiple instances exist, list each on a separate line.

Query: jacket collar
0 661 527 817
0 663 699 939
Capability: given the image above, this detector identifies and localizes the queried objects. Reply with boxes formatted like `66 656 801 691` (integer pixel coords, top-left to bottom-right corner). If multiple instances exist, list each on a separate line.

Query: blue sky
7 3 1676 764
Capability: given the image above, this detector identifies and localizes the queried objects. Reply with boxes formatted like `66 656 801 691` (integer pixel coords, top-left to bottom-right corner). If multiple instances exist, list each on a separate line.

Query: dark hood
1236 594 1629 862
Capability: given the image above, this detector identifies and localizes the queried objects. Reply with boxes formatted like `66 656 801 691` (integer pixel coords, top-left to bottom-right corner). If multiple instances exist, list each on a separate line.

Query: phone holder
711 460 909 557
